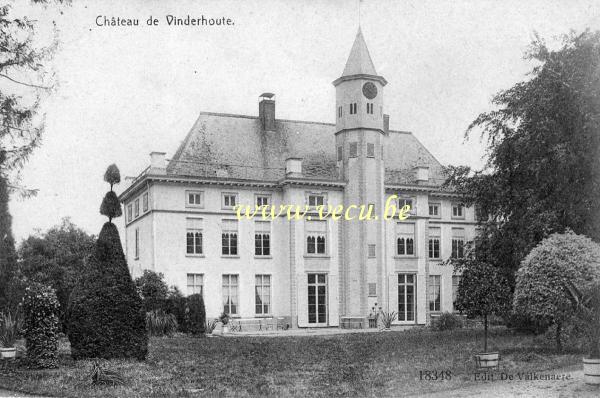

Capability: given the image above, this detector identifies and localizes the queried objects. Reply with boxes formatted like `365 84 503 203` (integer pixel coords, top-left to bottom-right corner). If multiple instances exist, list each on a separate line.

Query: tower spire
341 28 378 77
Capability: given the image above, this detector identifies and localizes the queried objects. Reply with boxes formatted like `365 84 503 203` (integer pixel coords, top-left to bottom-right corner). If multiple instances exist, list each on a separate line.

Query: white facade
119 29 477 328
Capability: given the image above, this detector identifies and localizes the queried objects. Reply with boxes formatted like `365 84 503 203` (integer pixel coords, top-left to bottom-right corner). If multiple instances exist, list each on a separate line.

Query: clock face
362 82 378 99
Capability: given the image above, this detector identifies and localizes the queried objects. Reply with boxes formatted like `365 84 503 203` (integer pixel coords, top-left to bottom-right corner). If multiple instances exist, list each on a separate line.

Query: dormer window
349 103 357 115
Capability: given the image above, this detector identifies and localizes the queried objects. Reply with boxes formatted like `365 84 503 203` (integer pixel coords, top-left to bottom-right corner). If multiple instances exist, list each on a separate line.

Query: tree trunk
484 314 488 352
556 322 562 352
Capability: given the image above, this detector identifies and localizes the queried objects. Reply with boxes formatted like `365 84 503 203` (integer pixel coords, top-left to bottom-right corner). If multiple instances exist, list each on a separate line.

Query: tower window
337 146 343 161
367 143 375 158
338 106 342 118
367 103 374 114
349 103 357 115
349 142 358 158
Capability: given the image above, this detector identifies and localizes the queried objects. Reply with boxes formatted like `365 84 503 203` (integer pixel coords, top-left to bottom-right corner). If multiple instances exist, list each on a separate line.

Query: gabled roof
166 112 446 186
342 28 378 77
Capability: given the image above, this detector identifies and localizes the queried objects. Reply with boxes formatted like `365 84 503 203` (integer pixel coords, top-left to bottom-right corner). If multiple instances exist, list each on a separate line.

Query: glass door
398 274 416 322
308 273 327 325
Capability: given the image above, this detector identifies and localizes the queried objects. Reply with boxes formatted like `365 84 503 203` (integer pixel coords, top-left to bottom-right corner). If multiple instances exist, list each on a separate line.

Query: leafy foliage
187 294 206 335
100 191 122 221
66 222 147 360
443 31 600 288
513 231 600 350
88 361 125 386
18 218 95 329
205 318 218 334
22 282 59 369
134 270 169 313
165 286 188 333
0 175 18 313
433 312 464 331
379 311 397 329
563 281 600 358
146 310 178 337
103 164 121 189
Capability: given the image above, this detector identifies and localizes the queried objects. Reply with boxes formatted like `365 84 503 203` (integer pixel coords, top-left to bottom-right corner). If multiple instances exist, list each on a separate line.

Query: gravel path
418 365 599 397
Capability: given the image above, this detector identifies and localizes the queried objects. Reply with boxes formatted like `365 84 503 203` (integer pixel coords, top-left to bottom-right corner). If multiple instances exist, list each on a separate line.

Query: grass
0 327 582 397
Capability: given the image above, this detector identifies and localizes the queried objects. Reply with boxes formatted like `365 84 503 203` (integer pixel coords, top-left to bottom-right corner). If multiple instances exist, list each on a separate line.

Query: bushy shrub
146 310 178 337
135 270 169 313
186 294 206 335
67 222 147 360
165 287 187 332
22 283 60 369
433 312 464 331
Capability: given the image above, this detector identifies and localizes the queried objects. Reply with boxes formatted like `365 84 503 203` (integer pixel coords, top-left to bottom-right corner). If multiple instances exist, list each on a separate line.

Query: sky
6 0 600 242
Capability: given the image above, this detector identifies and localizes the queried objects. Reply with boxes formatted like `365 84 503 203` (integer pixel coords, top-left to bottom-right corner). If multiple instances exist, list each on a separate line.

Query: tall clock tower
333 28 388 324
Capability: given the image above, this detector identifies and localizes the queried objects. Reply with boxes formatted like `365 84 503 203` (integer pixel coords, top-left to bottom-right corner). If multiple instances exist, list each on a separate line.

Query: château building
118 29 477 328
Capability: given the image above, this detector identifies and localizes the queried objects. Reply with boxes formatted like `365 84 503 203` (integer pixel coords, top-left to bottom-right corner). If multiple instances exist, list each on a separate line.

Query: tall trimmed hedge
66 222 147 359
23 283 60 369
186 293 206 335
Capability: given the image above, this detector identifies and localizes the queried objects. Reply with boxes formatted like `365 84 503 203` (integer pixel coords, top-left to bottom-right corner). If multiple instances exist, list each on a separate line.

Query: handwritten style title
95 15 235 27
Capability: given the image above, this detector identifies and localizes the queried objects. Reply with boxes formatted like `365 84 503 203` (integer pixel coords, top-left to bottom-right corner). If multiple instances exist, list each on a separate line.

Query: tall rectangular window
428 227 441 259
452 203 464 219
396 223 415 256
255 274 271 315
127 204 133 222
338 106 342 118
134 199 140 218
452 275 461 312
222 274 238 315
186 273 203 296
428 275 441 312
366 103 374 114
222 192 238 209
134 228 139 259
368 283 377 297
451 228 465 259
142 192 149 212
349 103 357 114
186 191 203 207
255 221 271 256
186 218 203 255
337 146 343 161
398 274 416 322
222 220 238 256
428 203 440 217
366 143 375 158
306 220 327 255
368 244 376 258
349 142 358 158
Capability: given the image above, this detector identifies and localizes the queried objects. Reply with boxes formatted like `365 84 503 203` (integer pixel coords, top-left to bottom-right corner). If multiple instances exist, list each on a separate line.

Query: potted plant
452 259 511 369
219 312 231 334
379 310 397 331
0 312 20 359
564 281 600 385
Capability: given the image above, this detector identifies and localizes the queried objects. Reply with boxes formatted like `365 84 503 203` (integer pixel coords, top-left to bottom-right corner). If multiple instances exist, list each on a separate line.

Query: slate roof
342 28 378 77
166 112 446 187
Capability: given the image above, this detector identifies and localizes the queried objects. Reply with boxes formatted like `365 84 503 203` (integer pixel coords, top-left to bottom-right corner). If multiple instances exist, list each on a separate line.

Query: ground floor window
452 275 461 311
255 274 271 315
186 273 203 296
222 274 239 315
428 275 441 312
308 273 327 324
398 274 415 322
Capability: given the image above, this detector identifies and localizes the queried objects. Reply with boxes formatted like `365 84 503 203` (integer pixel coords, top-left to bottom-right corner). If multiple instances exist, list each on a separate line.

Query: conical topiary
67 222 147 359
66 164 147 359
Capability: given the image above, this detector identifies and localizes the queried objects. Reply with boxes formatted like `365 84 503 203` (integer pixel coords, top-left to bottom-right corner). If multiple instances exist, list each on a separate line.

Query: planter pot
0 347 16 359
222 325 229 334
583 357 600 385
383 327 391 331
475 352 500 369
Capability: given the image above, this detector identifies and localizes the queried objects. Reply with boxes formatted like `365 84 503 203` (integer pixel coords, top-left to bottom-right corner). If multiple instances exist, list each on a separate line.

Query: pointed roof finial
341 28 378 77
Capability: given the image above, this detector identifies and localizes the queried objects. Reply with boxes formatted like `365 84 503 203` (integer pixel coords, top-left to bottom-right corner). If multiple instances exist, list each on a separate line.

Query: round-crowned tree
513 230 600 351
66 165 147 359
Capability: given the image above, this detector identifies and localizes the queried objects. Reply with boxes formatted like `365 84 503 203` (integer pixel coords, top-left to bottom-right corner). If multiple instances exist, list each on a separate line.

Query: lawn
0 327 582 397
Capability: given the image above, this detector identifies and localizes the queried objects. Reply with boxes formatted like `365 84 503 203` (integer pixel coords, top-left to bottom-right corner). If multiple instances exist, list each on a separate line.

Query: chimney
383 114 390 134
149 151 167 175
285 157 302 177
413 166 429 185
259 93 276 131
